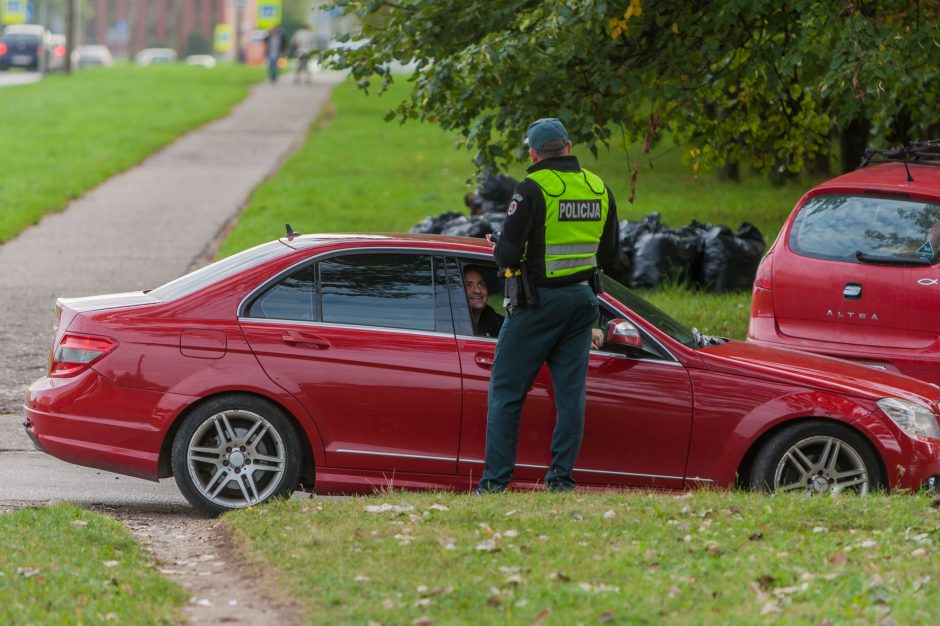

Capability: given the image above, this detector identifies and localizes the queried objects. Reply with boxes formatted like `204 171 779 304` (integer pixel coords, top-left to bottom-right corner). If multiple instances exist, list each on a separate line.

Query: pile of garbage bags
618 213 765 293
411 168 766 293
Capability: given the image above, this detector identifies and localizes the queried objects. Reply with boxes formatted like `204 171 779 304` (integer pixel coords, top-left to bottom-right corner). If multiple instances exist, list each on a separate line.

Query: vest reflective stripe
546 243 599 256
527 167 609 278
547 255 597 272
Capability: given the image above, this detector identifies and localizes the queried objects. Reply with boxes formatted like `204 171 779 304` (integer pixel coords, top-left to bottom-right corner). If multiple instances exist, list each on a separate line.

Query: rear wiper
855 251 932 266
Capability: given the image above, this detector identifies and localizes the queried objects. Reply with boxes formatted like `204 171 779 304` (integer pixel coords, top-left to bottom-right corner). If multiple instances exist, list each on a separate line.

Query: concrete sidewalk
0 72 344 419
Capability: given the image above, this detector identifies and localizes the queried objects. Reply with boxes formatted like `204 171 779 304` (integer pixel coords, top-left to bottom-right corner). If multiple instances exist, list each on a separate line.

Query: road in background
0 74 343 510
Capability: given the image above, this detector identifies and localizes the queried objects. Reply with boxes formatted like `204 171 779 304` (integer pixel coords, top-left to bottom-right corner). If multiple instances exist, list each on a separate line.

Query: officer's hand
590 328 604 350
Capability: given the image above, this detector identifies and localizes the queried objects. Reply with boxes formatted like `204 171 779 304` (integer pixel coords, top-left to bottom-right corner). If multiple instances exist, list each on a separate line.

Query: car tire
171 394 302 516
748 420 883 495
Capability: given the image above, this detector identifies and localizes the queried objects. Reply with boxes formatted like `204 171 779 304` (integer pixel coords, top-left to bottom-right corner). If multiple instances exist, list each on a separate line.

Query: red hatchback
25 233 940 514
749 149 940 386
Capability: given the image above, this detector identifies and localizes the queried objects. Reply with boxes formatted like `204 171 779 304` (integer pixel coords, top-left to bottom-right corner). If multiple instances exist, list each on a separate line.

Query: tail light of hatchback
0 43 7 56
750 253 775 318
50 333 117 377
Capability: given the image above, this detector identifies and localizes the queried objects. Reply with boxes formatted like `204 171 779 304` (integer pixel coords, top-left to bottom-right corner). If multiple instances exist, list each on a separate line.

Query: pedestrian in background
477 118 619 494
264 25 284 83
289 25 316 84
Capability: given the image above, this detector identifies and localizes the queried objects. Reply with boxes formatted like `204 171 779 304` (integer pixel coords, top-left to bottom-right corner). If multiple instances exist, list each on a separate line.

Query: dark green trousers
478 284 598 491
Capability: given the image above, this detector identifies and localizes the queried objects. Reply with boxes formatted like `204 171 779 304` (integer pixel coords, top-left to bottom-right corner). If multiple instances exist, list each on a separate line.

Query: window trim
237 247 452 334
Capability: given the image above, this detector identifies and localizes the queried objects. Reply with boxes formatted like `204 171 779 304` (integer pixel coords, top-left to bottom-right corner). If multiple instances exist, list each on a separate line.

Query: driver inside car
463 265 605 348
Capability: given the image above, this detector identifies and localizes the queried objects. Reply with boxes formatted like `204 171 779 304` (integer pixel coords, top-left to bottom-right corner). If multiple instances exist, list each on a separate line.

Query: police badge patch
507 200 518 215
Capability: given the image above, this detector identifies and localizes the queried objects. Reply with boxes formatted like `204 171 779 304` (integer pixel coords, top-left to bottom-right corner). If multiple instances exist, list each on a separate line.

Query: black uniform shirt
494 155 619 288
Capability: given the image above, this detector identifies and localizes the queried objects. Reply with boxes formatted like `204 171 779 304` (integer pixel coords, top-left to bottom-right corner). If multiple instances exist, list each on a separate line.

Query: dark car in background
0 24 49 71
749 143 940 386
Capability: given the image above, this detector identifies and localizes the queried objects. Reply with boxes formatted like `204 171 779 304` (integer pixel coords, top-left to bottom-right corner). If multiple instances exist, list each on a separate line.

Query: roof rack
859 140 940 182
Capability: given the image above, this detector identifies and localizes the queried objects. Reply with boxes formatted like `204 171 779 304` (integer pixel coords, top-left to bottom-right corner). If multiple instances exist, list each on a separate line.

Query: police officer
477 118 619 493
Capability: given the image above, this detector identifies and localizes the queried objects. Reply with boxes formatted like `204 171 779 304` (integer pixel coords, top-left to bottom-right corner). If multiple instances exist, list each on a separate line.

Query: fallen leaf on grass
364 503 414 514
755 575 774 592
603 510 616 519
549 572 570 582
813 526 827 533
772 582 809 599
748 533 764 541
529 608 551 625
503 529 519 538
17 567 40 578
428 504 450 512
829 551 849 566
912 548 927 557
476 540 499 553
71 520 88 527
760 601 781 615
704 542 721 556
437 536 456 550
354 575 370 582
413 617 433 626
599 611 615 623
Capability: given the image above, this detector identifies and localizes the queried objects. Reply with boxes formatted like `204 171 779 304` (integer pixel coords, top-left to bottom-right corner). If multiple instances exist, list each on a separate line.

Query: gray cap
526 118 569 152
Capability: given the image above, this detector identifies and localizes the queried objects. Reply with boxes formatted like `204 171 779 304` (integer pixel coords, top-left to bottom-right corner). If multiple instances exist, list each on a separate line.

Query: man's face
464 269 488 312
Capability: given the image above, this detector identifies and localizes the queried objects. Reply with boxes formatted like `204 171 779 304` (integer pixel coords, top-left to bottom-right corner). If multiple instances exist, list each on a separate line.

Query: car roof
810 162 940 198
278 232 494 254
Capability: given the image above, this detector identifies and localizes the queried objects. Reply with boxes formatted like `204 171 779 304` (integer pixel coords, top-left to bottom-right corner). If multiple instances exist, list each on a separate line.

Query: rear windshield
149 240 291 301
2 34 41 44
790 194 940 265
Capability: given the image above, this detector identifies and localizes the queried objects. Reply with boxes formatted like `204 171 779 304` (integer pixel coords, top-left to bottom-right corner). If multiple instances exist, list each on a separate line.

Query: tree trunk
840 118 871 173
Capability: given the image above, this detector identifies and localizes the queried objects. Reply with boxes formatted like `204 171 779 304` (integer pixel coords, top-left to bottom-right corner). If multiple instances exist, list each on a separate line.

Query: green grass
0 504 186 624
219 78 826 338
0 63 263 244
226 490 940 625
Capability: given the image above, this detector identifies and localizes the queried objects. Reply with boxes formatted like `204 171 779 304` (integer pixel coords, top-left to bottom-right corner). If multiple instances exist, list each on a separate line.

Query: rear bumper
749 318 940 385
24 369 193 481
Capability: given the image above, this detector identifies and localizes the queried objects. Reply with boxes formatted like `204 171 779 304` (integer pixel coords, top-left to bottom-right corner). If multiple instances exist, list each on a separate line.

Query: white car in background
135 47 177 65
72 44 113 68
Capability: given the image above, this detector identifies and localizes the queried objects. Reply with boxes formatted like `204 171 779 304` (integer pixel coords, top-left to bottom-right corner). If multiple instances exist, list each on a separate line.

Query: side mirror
606 318 642 348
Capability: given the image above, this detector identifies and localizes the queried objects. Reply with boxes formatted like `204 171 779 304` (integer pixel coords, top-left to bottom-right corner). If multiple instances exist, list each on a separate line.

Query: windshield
602 275 698 348
149 240 291 301
790 194 940 265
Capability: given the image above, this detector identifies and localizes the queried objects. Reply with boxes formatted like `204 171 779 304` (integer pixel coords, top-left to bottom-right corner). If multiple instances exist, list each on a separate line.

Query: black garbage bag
631 227 703 289
697 222 766 292
477 170 518 213
409 211 465 234
607 212 666 283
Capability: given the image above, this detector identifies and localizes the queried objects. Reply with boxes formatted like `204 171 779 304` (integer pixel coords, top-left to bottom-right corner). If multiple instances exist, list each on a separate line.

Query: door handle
281 331 331 349
474 352 494 368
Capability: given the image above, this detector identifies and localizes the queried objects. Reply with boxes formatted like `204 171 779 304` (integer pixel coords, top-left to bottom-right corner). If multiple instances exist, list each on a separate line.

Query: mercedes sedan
25 233 940 514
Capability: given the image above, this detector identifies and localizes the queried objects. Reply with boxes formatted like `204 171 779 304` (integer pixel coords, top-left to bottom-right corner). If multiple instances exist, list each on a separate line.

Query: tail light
753 253 773 291
53 45 65 57
36 45 43 56
749 253 775 325
50 333 116 377
0 43 7 56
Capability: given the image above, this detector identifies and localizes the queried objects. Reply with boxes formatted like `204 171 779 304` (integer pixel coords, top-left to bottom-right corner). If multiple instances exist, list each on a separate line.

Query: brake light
53 45 65 57
50 333 116 377
753 253 773 291
0 43 7 56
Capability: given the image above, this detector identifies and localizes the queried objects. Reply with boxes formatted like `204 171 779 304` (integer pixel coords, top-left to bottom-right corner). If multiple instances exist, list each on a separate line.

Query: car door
453 258 693 488
239 252 463 475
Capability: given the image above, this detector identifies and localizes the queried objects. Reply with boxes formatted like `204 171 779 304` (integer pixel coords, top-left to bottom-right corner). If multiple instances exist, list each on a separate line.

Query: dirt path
113 510 304 625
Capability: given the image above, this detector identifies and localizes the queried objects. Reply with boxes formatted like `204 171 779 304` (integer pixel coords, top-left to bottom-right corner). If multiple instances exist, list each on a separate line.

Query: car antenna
285 224 300 241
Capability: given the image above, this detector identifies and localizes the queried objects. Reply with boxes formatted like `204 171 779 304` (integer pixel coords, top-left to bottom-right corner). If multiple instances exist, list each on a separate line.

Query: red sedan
25 233 940 514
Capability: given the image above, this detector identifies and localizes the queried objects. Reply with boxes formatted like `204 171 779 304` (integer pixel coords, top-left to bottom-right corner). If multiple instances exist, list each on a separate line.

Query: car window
602 275 698 349
453 259 505 338
790 194 940 265
150 240 292 301
246 265 316 321
320 253 435 331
